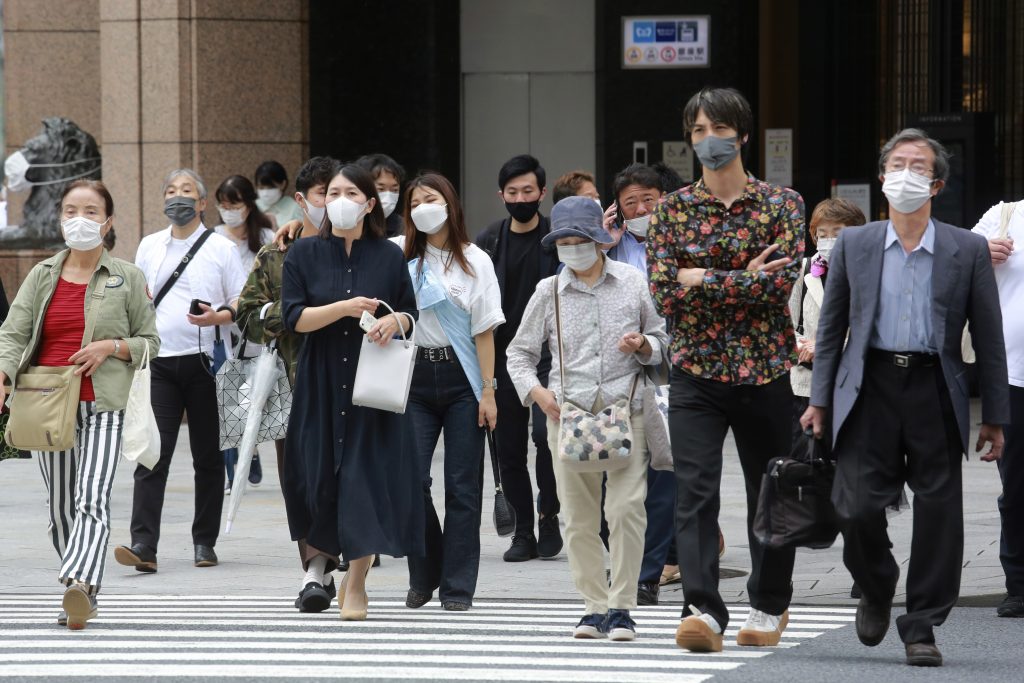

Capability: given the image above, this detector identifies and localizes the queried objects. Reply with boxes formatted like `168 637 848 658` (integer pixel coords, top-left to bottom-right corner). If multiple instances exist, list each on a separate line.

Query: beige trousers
548 412 649 614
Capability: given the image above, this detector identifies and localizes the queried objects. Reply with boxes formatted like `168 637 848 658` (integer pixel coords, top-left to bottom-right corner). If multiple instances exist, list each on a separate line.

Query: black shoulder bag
152 229 213 308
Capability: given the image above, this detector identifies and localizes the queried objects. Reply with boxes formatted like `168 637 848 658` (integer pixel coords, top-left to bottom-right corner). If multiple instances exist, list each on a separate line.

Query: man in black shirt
476 154 562 561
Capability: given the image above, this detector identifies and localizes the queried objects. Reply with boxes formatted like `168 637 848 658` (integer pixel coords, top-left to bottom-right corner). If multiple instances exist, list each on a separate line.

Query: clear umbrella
224 346 284 533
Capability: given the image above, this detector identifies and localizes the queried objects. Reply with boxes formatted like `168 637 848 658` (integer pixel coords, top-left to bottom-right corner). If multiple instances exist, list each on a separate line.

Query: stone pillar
1 0 101 287
100 0 309 260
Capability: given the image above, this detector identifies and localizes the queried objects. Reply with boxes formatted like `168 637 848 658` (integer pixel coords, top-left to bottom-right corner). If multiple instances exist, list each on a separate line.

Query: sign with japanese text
622 16 710 69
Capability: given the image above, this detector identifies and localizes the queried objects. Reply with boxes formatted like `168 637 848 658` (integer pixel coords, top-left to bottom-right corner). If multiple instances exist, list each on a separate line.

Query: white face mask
816 236 837 261
882 168 935 214
379 191 400 218
326 195 368 231
411 203 448 235
4 150 102 193
593 198 603 210
256 187 283 210
624 214 650 238
62 215 108 251
218 206 247 228
557 242 600 272
301 194 326 227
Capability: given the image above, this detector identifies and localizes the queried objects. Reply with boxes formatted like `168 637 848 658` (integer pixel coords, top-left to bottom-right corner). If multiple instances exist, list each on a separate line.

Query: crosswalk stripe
0 596 853 681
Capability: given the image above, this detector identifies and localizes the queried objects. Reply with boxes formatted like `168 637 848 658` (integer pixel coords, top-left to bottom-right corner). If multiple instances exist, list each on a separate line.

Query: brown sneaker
736 609 789 646
675 615 724 652
62 584 97 631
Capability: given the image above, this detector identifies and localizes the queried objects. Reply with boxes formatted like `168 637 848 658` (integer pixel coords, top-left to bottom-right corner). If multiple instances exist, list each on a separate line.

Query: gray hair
878 128 951 183
161 168 207 198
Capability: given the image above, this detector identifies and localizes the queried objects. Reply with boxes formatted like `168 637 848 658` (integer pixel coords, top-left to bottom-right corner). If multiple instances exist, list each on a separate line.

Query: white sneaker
736 608 789 646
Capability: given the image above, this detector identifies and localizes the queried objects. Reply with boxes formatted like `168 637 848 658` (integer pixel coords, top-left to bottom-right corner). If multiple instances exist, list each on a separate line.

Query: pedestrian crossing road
0 596 855 682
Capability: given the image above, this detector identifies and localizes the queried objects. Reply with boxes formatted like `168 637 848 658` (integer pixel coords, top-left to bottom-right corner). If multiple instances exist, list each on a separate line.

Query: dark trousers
999 385 1024 596
669 369 796 629
832 357 963 645
131 353 224 551
406 358 484 604
493 386 559 534
639 467 678 584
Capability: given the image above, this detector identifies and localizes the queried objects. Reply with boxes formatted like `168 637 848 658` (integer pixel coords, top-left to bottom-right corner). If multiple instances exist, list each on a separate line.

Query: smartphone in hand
189 299 211 316
359 310 376 334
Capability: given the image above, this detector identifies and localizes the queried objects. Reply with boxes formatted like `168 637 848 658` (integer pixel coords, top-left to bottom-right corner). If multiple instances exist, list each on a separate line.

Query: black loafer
637 581 660 606
997 594 1024 618
114 543 158 573
855 595 892 646
295 581 332 613
406 589 432 609
194 544 218 567
906 642 943 667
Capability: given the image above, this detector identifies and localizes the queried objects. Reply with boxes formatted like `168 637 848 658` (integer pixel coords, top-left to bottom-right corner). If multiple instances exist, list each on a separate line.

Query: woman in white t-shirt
213 174 275 489
393 173 504 612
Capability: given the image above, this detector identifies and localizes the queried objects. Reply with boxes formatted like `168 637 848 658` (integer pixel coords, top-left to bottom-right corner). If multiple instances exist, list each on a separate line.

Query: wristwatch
112 339 121 355
482 378 498 391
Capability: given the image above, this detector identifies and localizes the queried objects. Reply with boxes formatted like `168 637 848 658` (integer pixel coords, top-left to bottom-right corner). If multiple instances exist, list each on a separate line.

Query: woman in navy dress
281 164 421 620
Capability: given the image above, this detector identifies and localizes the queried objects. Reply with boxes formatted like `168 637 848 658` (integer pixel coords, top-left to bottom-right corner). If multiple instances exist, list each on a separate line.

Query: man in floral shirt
647 87 806 653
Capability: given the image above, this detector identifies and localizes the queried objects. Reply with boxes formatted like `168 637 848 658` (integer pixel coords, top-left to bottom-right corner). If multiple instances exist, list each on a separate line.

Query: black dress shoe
406 589 432 609
114 543 158 573
855 595 892 646
503 533 539 562
637 581 660 606
997 594 1024 618
194 544 218 567
905 642 943 667
537 515 563 559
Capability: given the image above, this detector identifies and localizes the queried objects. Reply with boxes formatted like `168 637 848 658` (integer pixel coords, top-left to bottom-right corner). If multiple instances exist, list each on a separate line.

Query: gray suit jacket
809 220 1009 453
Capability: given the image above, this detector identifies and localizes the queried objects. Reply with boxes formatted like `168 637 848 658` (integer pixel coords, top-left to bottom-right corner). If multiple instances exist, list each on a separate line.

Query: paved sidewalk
0 400 1006 607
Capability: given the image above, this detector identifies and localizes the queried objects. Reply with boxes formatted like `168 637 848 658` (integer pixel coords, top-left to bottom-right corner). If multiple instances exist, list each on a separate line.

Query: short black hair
612 163 662 201
682 87 754 143
650 161 686 193
498 154 546 191
254 160 288 188
355 153 406 185
295 156 340 195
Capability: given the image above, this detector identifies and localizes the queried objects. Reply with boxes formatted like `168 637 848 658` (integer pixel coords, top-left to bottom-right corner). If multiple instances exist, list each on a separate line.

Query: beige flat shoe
660 565 681 586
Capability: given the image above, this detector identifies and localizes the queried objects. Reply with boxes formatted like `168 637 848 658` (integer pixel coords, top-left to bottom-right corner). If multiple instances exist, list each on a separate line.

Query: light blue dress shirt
607 233 648 275
869 220 937 352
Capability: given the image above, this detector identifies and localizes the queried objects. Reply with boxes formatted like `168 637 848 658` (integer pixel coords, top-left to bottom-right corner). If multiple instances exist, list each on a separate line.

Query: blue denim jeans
406 356 484 604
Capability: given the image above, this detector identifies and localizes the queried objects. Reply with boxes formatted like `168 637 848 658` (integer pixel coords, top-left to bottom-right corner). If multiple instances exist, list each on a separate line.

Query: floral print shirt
647 174 806 385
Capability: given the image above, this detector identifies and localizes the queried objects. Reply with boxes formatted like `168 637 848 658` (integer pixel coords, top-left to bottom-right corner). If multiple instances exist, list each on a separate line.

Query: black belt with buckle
418 346 457 362
868 349 939 368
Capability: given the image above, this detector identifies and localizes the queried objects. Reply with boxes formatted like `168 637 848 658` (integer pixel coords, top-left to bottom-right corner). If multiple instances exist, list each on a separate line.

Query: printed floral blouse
646 174 806 385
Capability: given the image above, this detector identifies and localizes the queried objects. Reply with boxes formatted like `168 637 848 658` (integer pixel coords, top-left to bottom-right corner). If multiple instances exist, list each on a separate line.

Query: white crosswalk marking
0 596 854 682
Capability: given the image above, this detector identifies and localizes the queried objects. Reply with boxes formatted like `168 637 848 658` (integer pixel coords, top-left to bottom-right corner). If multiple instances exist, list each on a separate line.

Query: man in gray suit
802 128 1008 668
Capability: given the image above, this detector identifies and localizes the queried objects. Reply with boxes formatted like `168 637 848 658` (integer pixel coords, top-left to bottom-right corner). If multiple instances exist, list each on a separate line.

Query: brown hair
809 198 867 241
402 173 474 278
319 164 387 240
552 170 596 204
60 179 114 218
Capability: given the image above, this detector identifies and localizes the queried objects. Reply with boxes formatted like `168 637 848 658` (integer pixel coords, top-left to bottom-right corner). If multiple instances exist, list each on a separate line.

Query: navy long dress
281 233 422 563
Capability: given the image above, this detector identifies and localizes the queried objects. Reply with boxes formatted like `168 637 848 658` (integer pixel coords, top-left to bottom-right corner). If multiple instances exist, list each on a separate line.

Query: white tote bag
121 344 160 469
352 301 416 414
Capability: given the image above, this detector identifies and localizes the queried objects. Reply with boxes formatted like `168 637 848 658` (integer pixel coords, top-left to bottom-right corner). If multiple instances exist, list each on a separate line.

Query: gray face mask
164 196 198 226
694 135 740 171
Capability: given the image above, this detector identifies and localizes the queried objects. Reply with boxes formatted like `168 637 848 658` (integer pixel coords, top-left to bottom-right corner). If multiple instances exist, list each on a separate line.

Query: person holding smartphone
117 168 247 573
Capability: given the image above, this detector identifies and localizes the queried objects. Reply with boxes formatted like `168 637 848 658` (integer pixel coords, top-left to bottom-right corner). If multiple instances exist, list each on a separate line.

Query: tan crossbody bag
962 201 1017 364
4 279 105 451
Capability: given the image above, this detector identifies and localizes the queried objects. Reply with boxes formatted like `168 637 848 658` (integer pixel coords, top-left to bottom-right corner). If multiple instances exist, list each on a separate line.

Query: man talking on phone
647 87 806 652
117 168 247 573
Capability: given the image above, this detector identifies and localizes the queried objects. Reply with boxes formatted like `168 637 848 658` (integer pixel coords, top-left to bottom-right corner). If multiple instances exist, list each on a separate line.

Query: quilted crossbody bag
552 279 638 473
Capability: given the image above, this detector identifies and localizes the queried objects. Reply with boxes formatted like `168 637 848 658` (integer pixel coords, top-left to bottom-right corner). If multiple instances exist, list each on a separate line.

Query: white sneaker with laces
736 608 789 646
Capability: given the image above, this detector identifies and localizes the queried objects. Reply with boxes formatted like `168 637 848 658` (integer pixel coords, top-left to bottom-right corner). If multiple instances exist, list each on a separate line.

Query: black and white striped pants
34 402 124 595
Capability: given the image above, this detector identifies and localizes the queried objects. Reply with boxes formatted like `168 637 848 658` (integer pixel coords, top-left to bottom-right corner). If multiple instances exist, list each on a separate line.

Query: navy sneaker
248 453 263 486
605 609 636 641
573 613 607 639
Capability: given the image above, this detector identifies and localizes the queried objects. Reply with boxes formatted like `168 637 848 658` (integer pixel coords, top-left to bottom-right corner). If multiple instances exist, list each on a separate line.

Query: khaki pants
548 412 649 614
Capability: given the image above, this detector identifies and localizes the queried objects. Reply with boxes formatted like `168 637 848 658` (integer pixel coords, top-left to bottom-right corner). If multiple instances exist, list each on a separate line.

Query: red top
37 278 94 401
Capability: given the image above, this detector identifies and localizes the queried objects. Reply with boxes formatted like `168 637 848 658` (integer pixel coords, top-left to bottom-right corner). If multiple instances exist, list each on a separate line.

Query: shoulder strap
552 277 566 398
153 229 213 308
997 202 1019 240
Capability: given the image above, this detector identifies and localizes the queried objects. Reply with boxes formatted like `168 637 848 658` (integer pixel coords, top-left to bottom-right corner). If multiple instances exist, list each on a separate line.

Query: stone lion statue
1 117 102 248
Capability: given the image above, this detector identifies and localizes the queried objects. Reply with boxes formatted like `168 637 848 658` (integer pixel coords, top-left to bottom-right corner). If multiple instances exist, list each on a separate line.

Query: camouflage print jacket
236 240 301 386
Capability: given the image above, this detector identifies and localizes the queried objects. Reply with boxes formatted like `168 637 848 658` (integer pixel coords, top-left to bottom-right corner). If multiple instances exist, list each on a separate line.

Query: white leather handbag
121 344 160 469
352 301 416 414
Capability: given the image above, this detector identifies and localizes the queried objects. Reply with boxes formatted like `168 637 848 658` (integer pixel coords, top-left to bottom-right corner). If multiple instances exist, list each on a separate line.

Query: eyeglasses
885 163 934 177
